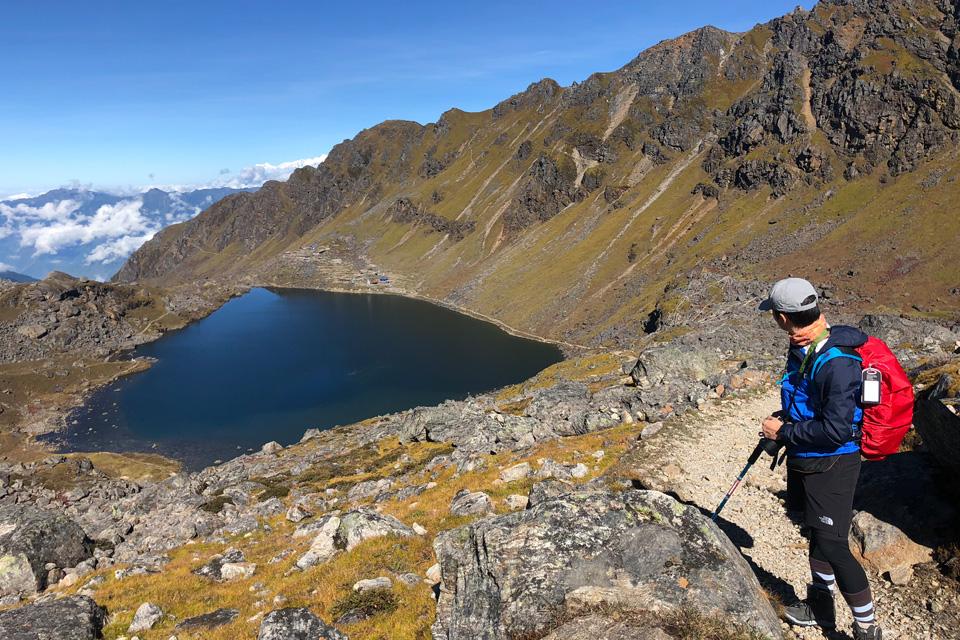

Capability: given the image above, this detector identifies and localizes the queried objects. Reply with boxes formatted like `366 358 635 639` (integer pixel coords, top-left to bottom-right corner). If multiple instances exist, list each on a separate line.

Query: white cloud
0 199 81 223
85 231 157 264
20 199 154 256
0 261 15 272
0 154 328 273
0 193 35 201
207 155 327 189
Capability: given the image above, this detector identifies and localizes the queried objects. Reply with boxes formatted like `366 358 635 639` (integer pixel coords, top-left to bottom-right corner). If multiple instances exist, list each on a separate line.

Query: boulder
296 510 414 570
347 478 393 502
432 488 782 639
338 509 415 551
220 562 256 580
128 602 163 633
193 548 246 581
499 462 532 483
353 576 392 592
630 345 721 389
850 512 931 578
261 441 283 454
175 608 238 630
854 453 957 565
16 325 47 340
0 595 107 640
0 505 94 598
257 607 347 640
286 504 312 523
450 489 494 516
296 516 342 570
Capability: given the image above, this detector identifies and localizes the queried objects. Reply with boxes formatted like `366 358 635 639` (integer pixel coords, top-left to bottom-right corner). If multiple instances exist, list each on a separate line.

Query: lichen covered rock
257 607 347 640
0 505 94 598
432 488 781 639
0 595 107 640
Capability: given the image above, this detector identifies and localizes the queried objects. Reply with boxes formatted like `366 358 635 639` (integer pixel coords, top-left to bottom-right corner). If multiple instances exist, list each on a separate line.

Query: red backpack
855 336 914 460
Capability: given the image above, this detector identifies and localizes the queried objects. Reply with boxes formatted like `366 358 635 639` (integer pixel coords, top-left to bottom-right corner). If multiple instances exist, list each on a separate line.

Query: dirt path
620 387 958 640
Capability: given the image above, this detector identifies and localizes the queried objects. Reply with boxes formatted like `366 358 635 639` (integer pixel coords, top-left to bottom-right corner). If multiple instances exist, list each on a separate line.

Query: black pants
787 452 869 594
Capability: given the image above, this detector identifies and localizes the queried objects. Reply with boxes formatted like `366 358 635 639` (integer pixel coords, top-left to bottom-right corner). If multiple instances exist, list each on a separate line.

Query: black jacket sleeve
778 355 861 450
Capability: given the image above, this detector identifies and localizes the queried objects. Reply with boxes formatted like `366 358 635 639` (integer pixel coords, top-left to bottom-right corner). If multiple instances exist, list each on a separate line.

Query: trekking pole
711 438 781 521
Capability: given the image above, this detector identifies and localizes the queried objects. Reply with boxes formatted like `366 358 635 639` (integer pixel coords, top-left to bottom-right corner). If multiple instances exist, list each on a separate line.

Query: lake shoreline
39 285 568 470
254 281 590 357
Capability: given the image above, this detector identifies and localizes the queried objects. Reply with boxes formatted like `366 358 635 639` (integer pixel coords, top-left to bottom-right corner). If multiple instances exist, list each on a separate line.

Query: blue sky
1 0 815 196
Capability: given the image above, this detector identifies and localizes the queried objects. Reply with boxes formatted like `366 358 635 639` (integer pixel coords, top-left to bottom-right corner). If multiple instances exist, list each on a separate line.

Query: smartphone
862 368 882 405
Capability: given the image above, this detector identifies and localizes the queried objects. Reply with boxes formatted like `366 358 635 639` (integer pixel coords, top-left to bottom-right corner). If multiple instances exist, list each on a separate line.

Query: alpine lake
43 288 563 470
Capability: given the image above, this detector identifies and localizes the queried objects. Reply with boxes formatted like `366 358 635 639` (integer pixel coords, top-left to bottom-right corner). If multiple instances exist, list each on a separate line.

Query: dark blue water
45 288 562 469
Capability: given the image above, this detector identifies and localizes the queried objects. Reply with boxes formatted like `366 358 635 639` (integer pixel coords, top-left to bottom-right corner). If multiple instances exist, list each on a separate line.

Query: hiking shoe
782 584 836 628
853 624 883 640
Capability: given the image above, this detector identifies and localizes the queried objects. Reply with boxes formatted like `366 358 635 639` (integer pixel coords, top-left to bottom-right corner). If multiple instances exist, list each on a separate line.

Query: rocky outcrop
258 607 347 640
708 0 960 195
503 154 583 233
397 379 634 456
432 487 782 639
389 198 475 241
0 504 94 599
0 595 107 640
0 272 164 361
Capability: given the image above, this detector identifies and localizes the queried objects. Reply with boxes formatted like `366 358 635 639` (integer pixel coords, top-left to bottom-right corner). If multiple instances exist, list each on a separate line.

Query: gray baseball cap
758 277 819 312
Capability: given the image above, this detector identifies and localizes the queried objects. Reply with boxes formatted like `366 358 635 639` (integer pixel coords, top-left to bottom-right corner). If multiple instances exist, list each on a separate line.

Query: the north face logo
819 515 834 526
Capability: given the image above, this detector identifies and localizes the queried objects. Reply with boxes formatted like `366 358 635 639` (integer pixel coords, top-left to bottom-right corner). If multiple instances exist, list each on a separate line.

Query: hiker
758 277 882 640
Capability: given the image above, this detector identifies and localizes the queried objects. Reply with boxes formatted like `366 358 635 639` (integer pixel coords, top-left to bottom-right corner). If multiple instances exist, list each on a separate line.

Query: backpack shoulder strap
810 346 863 381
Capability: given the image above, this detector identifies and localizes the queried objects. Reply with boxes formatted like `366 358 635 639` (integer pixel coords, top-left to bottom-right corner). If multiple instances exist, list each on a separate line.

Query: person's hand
761 415 784 440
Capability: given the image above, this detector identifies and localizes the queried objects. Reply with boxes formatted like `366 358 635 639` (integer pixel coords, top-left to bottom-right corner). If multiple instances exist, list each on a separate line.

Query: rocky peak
621 26 737 98
492 78 561 117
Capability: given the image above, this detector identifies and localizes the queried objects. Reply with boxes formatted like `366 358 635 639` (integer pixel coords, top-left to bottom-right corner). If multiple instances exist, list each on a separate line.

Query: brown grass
47 417 645 639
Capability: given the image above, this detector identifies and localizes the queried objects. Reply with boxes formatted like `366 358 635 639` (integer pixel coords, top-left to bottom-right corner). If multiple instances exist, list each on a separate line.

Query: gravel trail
622 387 959 640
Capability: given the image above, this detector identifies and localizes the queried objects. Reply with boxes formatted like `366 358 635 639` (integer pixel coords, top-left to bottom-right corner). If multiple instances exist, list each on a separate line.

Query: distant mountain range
0 269 36 283
0 186 254 281
1 156 327 281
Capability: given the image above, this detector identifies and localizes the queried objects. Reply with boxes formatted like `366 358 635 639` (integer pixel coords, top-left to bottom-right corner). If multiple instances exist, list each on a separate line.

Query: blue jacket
778 325 867 457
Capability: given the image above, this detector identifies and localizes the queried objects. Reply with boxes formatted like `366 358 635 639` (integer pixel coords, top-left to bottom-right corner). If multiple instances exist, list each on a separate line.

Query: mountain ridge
117 0 960 347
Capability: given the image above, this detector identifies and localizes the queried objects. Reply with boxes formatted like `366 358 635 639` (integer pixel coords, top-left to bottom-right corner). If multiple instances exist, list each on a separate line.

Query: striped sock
842 587 876 627
810 557 836 592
